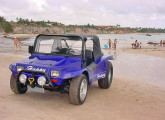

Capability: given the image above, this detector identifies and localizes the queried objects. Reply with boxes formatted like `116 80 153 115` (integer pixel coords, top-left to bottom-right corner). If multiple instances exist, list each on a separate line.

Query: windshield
34 35 82 56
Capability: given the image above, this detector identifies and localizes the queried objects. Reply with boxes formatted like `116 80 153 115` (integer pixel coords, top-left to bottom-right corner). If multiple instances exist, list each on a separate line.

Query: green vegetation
36 21 48 27
0 16 6 22
52 22 63 26
16 18 30 24
0 16 13 33
68 23 96 29
137 28 165 33
16 17 64 27
0 22 13 33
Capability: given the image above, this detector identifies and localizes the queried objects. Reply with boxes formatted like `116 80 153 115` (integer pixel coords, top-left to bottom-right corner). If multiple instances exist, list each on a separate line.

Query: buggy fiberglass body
9 34 113 105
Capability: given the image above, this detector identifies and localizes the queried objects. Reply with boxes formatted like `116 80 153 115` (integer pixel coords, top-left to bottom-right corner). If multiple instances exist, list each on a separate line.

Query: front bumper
17 69 54 87
16 70 68 93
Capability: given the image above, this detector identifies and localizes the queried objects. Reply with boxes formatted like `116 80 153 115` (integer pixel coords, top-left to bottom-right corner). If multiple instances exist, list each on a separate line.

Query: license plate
27 86 45 93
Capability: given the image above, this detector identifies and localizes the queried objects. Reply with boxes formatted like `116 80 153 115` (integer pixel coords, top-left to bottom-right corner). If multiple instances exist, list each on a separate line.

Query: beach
0 34 165 120
120 46 165 58
0 52 165 120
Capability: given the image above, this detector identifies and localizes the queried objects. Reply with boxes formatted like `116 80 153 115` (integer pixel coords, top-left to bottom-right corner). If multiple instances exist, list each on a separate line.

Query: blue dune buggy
9 34 113 105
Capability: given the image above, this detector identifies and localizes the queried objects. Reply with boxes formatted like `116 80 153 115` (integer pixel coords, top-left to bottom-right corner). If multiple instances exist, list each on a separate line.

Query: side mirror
28 46 33 54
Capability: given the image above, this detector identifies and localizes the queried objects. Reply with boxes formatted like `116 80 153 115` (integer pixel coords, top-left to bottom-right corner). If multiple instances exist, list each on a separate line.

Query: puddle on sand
104 49 165 88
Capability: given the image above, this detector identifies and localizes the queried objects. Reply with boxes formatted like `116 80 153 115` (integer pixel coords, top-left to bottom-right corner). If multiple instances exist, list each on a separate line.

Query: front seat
85 49 94 66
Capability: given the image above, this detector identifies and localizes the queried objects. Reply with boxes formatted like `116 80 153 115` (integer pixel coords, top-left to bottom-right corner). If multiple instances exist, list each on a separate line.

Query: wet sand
5 34 37 39
0 52 165 120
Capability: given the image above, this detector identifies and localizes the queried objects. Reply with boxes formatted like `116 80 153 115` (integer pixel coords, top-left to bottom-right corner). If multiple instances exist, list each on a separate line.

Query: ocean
98 33 165 48
1 33 165 56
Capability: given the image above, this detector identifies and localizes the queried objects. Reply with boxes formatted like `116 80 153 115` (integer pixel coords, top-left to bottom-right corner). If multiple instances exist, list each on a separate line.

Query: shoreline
2 33 38 39
1 32 165 39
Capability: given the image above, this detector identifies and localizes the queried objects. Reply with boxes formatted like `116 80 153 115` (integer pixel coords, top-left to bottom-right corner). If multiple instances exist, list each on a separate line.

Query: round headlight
37 76 46 86
19 74 27 84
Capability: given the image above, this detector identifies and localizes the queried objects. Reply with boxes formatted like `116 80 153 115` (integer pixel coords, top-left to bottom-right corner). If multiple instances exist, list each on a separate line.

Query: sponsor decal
27 66 46 72
97 74 106 79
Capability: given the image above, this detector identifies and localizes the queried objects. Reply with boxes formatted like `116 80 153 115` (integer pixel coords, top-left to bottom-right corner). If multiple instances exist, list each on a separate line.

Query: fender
60 68 88 79
102 55 113 67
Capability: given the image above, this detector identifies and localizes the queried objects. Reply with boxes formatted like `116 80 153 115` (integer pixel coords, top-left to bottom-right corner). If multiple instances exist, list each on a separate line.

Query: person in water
135 40 138 49
108 39 112 49
160 40 163 46
139 42 142 49
114 39 117 49
18 41 22 49
13 37 18 48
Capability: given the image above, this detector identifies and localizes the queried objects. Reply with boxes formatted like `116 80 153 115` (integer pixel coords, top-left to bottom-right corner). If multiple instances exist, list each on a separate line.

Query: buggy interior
85 49 94 66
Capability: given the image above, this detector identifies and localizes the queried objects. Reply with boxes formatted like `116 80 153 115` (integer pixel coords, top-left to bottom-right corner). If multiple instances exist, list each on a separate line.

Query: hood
15 54 82 72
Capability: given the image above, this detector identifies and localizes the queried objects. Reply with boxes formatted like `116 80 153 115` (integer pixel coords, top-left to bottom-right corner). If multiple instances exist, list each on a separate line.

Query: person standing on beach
13 37 18 48
114 39 117 49
108 39 112 49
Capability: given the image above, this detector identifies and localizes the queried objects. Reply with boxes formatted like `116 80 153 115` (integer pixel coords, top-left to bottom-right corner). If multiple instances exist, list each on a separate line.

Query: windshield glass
35 35 82 56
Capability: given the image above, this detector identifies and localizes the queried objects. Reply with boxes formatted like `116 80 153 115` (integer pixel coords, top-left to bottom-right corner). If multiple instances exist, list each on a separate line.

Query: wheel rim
108 69 111 84
80 79 87 102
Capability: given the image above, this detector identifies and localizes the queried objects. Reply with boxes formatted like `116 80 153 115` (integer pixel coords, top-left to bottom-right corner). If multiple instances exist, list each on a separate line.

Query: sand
0 52 165 120
118 46 165 58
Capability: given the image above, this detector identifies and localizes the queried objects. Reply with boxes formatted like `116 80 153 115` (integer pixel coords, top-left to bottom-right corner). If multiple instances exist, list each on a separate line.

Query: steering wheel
67 48 80 55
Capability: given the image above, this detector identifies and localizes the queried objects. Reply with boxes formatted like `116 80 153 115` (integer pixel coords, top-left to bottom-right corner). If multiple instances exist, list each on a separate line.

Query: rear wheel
69 74 88 105
10 74 27 94
98 61 113 89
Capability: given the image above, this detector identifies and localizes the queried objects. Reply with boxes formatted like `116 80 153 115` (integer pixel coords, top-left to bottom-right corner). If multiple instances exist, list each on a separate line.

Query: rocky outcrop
10 23 134 34
13 25 64 34
12 24 106 34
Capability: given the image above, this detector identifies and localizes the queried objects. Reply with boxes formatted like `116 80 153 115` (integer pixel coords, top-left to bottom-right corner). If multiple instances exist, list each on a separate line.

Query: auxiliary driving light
37 76 46 86
17 66 24 72
19 74 27 84
51 70 59 77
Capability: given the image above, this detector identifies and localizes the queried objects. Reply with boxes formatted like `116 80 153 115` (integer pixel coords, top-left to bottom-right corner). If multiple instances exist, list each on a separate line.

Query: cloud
0 0 165 28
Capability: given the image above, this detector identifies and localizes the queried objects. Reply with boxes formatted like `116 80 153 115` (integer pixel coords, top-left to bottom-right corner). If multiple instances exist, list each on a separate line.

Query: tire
69 74 88 105
10 74 27 94
98 61 113 89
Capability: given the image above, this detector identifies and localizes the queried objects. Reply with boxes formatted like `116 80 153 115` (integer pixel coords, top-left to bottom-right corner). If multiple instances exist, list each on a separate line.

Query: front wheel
69 74 88 105
10 74 27 94
98 61 113 89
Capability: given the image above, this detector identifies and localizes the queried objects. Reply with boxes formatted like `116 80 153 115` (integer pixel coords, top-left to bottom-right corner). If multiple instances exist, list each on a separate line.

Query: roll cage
29 34 103 67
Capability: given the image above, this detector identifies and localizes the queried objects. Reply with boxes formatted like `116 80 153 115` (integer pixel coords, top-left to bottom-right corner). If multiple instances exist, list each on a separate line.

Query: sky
0 0 165 28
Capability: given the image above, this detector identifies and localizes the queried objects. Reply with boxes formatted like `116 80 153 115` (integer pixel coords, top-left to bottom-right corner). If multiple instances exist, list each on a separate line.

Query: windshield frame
33 34 83 57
